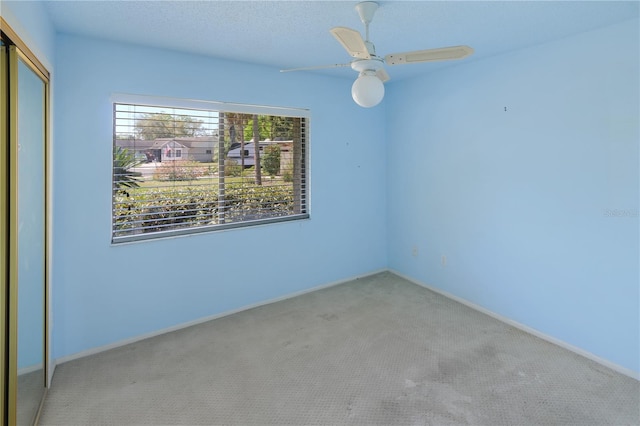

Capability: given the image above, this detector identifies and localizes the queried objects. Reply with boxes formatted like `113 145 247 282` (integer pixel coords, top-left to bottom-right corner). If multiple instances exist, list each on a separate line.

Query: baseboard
54 268 387 367
33 387 47 426
390 269 640 381
18 363 44 376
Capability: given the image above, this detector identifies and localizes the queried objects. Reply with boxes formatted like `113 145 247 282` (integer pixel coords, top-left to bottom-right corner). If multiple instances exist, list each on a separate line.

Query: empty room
1 1 638 425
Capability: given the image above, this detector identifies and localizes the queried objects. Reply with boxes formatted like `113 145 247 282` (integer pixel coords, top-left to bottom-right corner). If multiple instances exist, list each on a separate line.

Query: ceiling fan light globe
351 73 384 108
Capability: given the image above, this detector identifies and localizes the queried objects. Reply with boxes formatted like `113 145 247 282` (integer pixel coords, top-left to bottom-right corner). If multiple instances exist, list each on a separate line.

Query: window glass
112 100 308 243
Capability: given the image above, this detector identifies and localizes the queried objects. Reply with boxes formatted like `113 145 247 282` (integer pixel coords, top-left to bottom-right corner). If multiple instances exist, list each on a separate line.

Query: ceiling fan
281 1 474 108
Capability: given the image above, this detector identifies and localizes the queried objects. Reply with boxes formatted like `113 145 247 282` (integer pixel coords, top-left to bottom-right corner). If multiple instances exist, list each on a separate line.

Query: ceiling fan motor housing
351 58 384 73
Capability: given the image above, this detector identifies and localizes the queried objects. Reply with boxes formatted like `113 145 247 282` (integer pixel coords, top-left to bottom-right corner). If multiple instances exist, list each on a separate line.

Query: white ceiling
44 1 639 81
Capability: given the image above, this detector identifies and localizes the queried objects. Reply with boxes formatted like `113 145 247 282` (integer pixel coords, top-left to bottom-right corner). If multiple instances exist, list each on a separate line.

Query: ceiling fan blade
385 45 474 65
330 27 371 59
376 68 390 83
280 63 352 73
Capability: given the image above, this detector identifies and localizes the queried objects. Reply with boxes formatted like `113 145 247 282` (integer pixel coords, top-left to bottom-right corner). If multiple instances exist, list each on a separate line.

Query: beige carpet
39 272 639 425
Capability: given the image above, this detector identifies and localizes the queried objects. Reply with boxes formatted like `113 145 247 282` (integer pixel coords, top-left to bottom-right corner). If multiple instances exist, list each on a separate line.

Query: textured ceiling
43 1 639 81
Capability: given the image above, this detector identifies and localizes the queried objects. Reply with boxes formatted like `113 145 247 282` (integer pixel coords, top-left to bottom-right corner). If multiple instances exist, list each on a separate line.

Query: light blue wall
1 1 55 69
386 19 639 374
52 35 387 359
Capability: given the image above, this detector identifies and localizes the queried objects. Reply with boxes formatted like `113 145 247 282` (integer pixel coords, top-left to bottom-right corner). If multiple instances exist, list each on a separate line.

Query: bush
138 187 218 233
113 182 295 236
224 183 294 221
224 158 241 177
153 160 208 181
241 166 256 178
282 165 293 183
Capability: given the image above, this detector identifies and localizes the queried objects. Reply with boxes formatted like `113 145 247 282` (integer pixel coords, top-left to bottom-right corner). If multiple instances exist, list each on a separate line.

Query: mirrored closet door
1 20 50 426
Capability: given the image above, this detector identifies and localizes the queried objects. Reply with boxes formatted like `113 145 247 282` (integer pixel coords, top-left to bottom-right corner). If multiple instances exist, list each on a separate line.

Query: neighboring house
159 140 188 161
171 137 217 162
115 136 217 162
115 138 156 160
227 139 293 172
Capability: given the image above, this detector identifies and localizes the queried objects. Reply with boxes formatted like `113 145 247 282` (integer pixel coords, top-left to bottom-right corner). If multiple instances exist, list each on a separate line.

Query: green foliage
224 112 251 144
243 115 294 141
113 147 143 191
262 145 281 177
124 187 218 234
224 158 241 177
224 183 294 222
153 161 208 181
282 165 293 183
135 113 206 140
113 183 294 235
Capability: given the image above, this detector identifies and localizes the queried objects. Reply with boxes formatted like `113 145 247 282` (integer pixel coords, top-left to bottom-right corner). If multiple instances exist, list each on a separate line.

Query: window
112 96 309 243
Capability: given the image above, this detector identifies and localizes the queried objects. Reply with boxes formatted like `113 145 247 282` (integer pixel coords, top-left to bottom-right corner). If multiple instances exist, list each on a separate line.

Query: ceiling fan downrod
355 1 378 42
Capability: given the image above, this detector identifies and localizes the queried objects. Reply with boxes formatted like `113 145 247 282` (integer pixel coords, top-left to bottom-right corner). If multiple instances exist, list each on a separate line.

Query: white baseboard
390 269 640 381
54 268 387 367
18 363 44 376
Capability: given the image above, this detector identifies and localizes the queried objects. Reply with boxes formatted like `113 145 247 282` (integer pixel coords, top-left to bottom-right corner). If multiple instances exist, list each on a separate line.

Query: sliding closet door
2 20 49 426
2 38 49 425
14 47 47 426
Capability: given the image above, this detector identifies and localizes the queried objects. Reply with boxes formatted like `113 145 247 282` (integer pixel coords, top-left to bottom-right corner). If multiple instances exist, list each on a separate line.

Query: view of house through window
112 101 308 242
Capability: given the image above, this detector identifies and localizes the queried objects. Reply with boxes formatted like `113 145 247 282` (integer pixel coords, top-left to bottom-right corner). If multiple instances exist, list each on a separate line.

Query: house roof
116 136 218 150
165 137 218 149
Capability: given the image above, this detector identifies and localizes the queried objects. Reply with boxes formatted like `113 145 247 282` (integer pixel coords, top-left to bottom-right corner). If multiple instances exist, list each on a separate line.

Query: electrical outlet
441 255 447 267
412 246 419 257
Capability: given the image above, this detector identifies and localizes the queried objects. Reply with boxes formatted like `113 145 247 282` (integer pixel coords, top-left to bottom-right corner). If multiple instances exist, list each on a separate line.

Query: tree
253 114 262 185
262 145 280 178
243 115 294 141
225 112 251 169
135 113 206 140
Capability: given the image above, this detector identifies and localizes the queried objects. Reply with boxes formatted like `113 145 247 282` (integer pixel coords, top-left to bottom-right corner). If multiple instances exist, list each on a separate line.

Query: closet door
2 37 49 425
14 47 47 426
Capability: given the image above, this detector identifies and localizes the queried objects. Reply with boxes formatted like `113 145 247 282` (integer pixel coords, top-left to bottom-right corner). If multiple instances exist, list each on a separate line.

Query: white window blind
112 98 309 243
